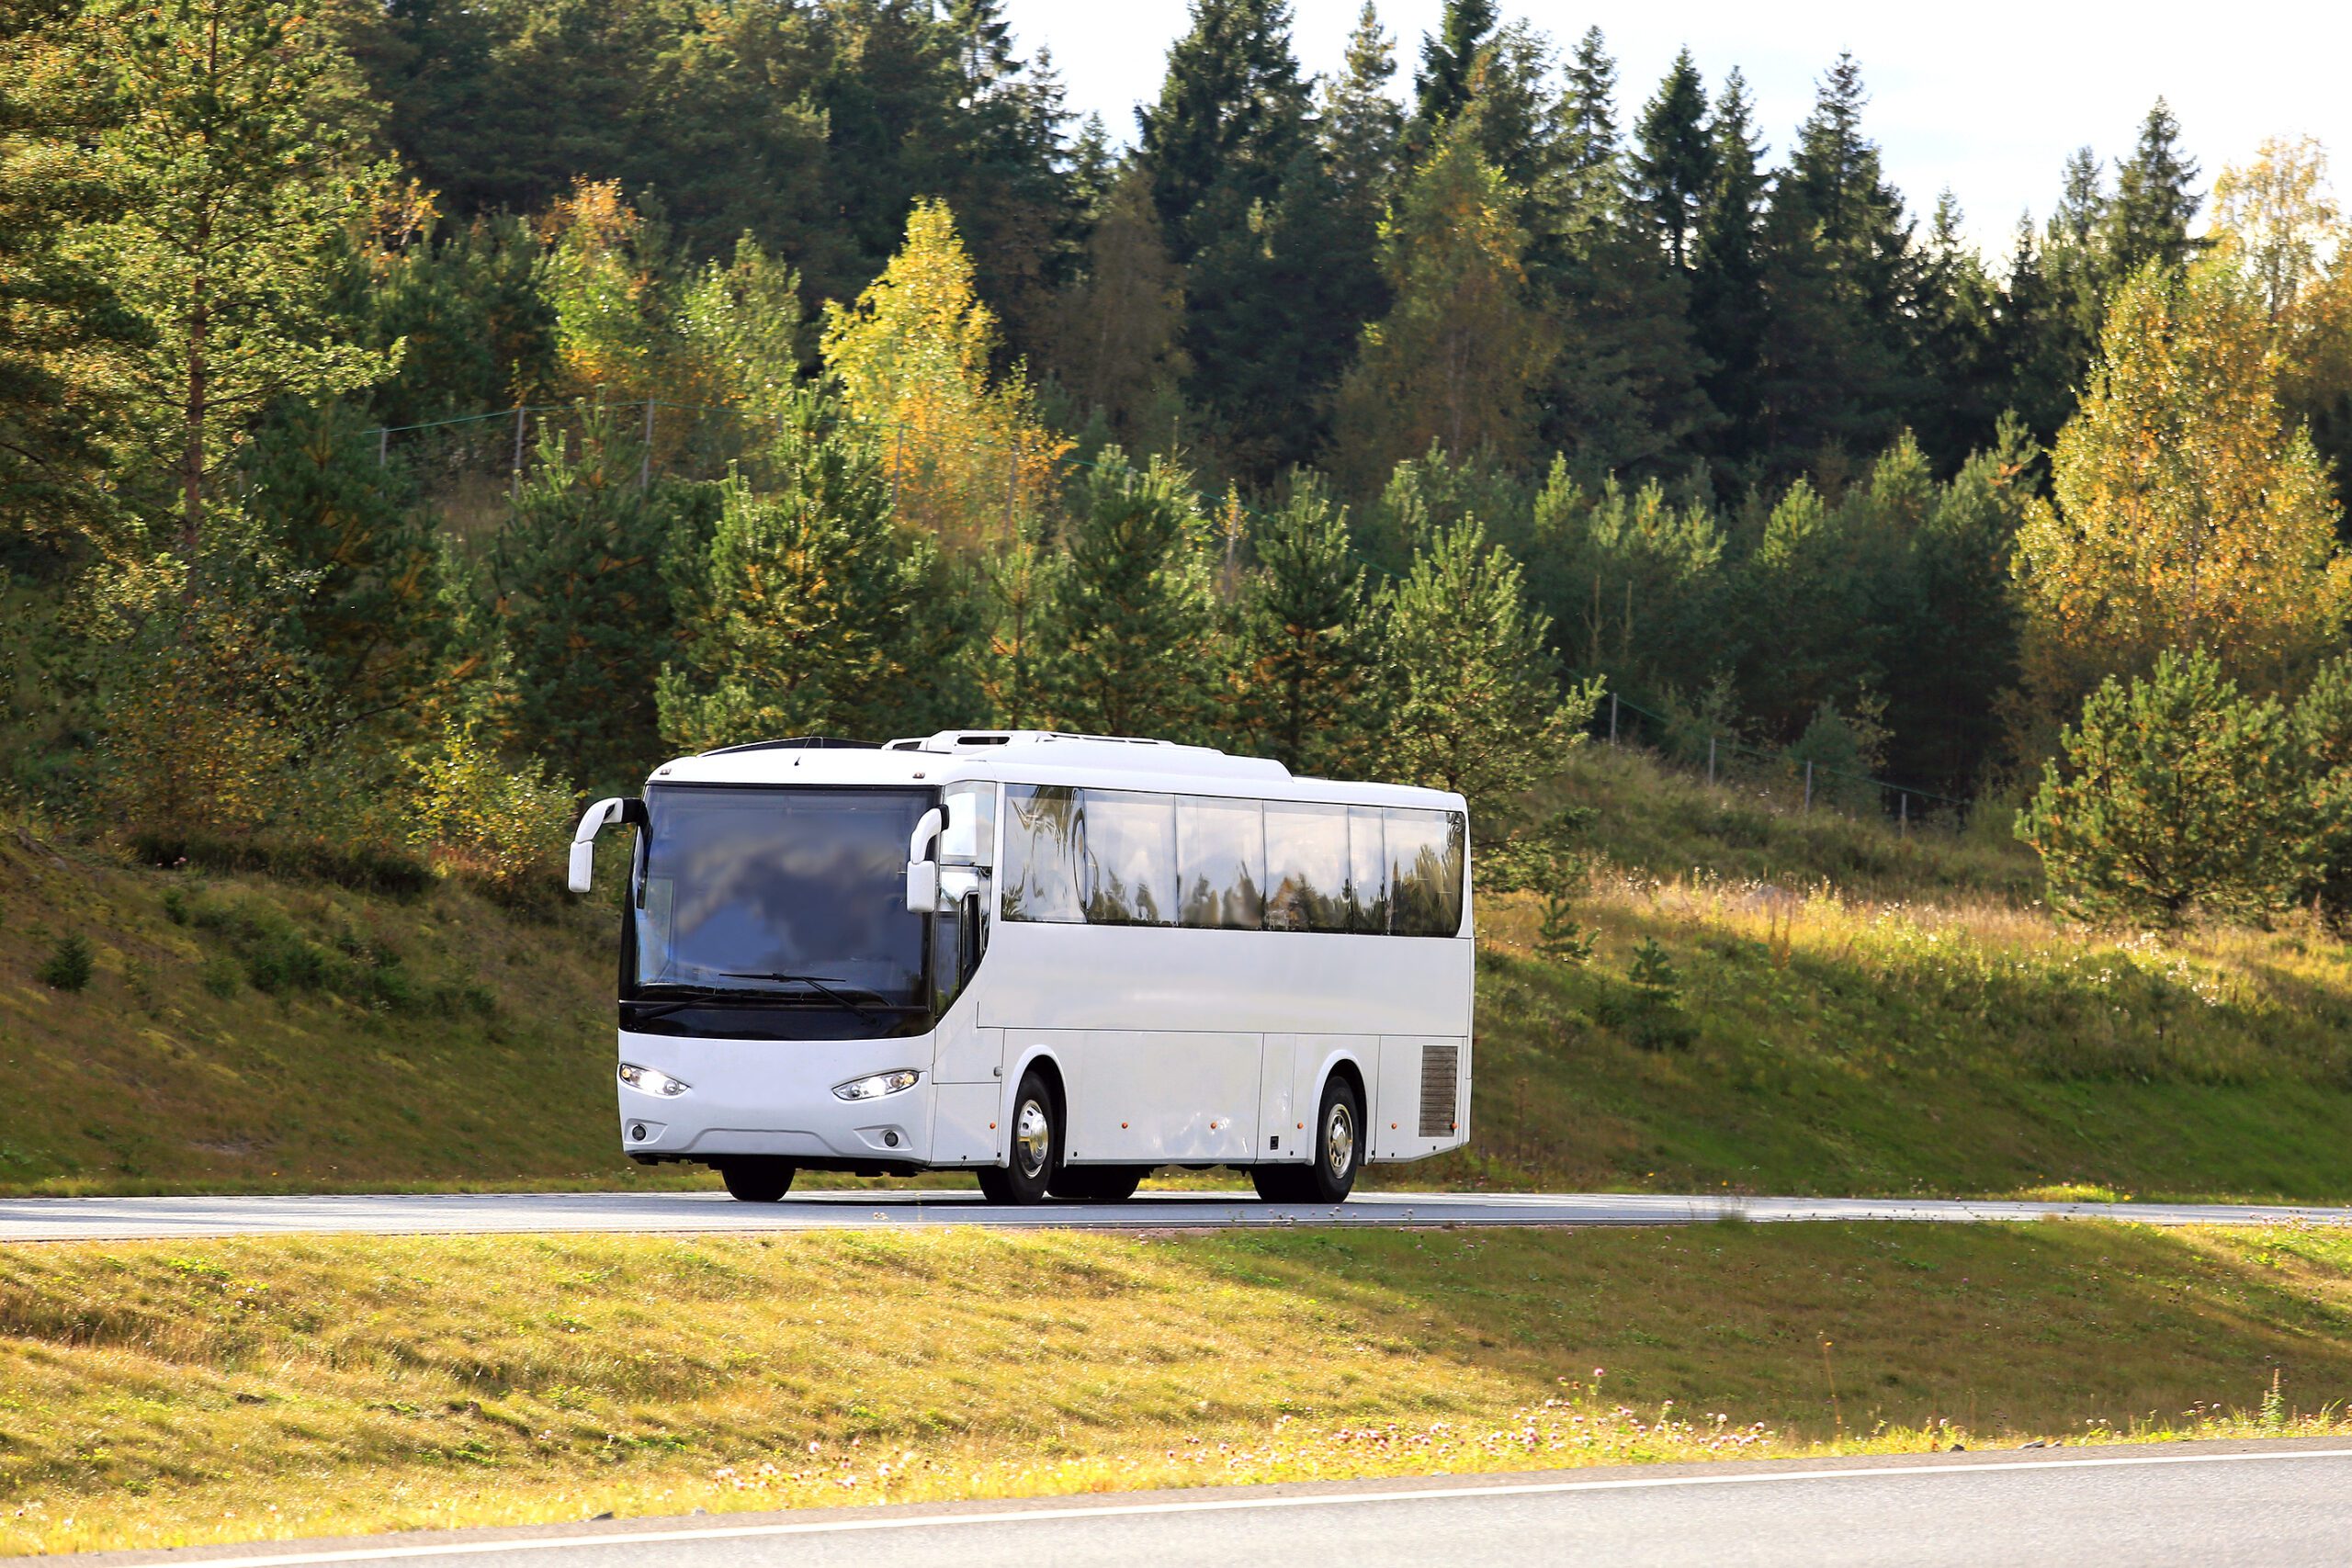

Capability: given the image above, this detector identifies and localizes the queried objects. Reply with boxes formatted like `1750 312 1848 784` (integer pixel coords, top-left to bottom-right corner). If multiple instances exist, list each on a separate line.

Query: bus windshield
628 784 933 1014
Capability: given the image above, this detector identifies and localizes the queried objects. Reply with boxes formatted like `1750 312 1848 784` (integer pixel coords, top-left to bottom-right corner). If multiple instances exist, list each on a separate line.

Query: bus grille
1418 1043 1460 1137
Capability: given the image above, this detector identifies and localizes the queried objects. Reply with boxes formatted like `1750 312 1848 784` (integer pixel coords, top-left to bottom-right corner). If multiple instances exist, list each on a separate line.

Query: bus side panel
1057 1029 1260 1165
1290 1037 1376 1162
977 924 1468 1037
1371 1035 1467 1162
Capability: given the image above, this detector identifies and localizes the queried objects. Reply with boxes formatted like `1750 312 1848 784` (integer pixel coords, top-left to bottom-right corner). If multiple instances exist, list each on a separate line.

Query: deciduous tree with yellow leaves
2014 254 2352 722
819 198 1067 556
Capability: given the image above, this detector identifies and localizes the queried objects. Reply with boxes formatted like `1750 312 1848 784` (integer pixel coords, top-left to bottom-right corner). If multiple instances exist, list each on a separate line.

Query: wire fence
364 395 1975 828
1593 688 1971 834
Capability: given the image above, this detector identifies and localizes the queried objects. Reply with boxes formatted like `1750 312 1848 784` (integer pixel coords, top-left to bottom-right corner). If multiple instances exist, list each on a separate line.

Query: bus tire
1306 1076 1363 1201
977 1068 1060 1204
1051 1166 1146 1202
718 1158 796 1202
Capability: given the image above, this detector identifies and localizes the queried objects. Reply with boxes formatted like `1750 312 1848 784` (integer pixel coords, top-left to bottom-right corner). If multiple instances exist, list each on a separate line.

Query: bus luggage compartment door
1374 1035 1465 1160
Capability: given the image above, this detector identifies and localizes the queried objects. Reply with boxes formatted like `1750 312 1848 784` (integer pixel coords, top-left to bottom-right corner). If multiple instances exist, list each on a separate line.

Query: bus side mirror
555 799 620 893
905 807 943 911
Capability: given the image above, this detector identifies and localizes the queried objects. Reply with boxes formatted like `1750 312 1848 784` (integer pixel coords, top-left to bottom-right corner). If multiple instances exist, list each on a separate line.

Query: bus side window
1078 788 1176 926
1265 801 1348 931
1001 785 1083 923
1177 795 1265 930
1387 807 1464 937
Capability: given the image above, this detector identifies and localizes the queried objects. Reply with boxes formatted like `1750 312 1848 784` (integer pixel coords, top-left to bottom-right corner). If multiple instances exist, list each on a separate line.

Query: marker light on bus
617 1063 692 1098
833 1069 922 1101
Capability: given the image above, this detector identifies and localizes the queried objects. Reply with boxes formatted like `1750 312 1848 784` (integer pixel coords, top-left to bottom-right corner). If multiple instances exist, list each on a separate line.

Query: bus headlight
832 1069 921 1101
618 1063 691 1098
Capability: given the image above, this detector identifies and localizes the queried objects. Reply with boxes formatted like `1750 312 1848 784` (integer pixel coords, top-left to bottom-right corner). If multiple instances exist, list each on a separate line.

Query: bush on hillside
2018 648 2309 924
36 932 93 991
408 716 577 904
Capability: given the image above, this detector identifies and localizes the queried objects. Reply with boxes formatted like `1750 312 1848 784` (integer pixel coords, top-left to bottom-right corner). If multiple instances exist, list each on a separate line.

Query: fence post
1899 792 1909 837
640 398 655 491
377 426 388 468
1804 761 1814 813
510 403 526 501
1609 692 1620 745
1707 736 1716 786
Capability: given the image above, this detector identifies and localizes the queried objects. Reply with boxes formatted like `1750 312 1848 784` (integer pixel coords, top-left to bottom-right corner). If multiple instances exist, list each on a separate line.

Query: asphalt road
4 1188 2349 1241
68 1442 2352 1568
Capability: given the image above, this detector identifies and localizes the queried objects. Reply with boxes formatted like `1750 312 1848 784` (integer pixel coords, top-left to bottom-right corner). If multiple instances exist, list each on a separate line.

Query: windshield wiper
621 984 766 1024
716 971 884 1024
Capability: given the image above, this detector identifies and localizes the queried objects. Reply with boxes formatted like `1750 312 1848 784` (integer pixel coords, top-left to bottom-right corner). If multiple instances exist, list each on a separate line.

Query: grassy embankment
6 1222 2352 1554
6 742 2352 1200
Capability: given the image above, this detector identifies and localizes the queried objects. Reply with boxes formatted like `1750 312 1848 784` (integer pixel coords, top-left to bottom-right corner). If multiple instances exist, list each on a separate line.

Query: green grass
4 1223 2351 1555
6 743 2352 1201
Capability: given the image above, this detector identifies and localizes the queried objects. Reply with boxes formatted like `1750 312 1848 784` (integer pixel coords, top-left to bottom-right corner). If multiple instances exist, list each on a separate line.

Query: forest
6 0 2352 922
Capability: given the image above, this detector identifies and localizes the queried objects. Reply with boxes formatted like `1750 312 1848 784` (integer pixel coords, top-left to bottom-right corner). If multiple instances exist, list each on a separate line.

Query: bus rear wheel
718 1158 796 1202
977 1069 1060 1204
1050 1166 1147 1202
1252 1078 1362 1203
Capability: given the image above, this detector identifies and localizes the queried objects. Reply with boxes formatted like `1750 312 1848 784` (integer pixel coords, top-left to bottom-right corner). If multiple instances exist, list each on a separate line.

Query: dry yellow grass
6 1222 2352 1555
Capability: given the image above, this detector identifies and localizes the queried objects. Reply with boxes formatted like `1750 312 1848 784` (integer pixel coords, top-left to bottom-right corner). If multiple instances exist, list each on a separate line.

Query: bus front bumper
615 1031 939 1166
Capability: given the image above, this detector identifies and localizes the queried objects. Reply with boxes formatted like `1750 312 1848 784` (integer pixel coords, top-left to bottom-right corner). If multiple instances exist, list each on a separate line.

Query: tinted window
631 785 930 1001
1001 785 1083 923
1387 807 1465 937
1264 801 1349 932
1347 806 1388 934
1177 795 1266 930
1080 789 1176 925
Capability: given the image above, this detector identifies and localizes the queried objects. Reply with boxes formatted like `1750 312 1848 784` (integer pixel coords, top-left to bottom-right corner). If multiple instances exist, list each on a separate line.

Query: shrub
408 716 578 904
36 933 93 991
2018 648 2310 924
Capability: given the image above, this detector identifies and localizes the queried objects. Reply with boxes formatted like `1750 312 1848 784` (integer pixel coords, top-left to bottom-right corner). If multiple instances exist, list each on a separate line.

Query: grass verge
5 1222 2352 1554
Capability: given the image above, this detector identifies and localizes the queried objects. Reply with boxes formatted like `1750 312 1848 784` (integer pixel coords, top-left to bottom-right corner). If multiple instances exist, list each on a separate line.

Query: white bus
570 730 1474 1204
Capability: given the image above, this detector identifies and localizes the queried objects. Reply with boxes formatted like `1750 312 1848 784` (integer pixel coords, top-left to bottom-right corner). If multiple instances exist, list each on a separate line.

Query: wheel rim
1015 1097 1051 1179
1324 1101 1355 1181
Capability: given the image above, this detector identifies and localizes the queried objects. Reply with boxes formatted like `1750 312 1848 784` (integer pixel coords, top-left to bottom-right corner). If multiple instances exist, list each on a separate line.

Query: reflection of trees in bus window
1080 788 1176 925
1347 806 1388 933
1001 785 1083 923
1264 801 1349 932
1387 808 1465 936
1178 795 1266 929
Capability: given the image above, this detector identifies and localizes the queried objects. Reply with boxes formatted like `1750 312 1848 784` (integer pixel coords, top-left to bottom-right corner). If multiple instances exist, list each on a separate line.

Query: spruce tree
1315 2 1402 336
1136 0 1309 266
1690 68 1769 473
1030 447 1222 741
1634 49 1713 270
1410 0 1498 136
2103 98 2202 282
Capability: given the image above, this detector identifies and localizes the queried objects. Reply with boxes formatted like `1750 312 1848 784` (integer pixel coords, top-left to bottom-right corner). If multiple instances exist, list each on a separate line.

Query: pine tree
1633 48 1713 270
1029 447 1222 741
2019 648 2309 924
2016 256 2352 716
2102 98 2201 282
1529 463 1728 708
1909 191 2007 469
1376 515 1596 815
0 0 130 548
1234 473 1378 773
657 400 964 752
1731 477 1878 739
85 0 395 556
1330 119 1555 485
1041 164 1190 449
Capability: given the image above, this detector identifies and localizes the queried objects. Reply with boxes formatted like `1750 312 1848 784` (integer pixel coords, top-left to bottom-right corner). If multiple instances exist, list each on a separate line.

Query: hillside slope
4 748 2349 1201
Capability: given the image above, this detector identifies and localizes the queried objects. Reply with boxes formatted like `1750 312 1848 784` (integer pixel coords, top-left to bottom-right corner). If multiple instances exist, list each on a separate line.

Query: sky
1001 0 2352 256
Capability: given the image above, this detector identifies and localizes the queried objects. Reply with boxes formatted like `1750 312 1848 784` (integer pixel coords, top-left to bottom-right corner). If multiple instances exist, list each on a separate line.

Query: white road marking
109 1447 2352 1567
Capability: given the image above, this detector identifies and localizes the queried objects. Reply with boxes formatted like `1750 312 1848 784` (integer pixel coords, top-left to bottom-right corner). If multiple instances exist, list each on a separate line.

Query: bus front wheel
977 1069 1060 1204
718 1158 796 1202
